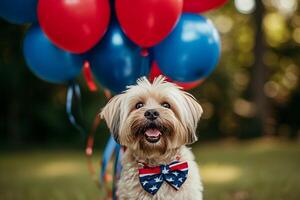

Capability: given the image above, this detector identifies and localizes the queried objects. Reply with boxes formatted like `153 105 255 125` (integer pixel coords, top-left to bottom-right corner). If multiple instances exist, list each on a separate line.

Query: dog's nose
144 109 159 120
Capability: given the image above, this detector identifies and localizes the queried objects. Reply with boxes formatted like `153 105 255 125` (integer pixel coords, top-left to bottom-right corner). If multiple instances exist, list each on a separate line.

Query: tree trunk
251 0 272 135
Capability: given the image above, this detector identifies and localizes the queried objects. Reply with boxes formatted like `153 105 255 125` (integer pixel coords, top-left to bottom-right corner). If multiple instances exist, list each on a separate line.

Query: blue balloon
88 21 150 94
0 0 38 24
23 26 84 84
153 14 221 82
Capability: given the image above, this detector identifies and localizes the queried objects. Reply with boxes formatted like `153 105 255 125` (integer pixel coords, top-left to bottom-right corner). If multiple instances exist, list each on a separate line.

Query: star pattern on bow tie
142 180 148 186
162 167 169 174
154 177 163 182
149 185 158 191
138 161 189 195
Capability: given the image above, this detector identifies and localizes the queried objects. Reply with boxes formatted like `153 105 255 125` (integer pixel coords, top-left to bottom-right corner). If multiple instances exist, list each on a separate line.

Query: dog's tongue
145 129 161 137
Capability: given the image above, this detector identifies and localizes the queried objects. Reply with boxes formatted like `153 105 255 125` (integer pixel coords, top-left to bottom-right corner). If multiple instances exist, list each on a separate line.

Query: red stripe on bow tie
170 162 188 171
139 166 161 175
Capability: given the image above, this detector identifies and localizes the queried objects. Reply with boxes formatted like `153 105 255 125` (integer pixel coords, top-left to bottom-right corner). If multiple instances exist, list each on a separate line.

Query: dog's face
101 76 203 157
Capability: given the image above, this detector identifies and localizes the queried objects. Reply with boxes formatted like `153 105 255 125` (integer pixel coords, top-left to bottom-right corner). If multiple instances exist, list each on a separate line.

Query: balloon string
85 89 122 199
66 81 86 138
140 51 150 77
86 114 114 198
141 48 149 57
66 80 118 198
83 61 98 92
100 136 118 182
104 89 112 99
85 115 101 188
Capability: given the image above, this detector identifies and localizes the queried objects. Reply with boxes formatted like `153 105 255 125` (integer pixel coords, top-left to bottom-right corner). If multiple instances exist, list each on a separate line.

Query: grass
0 138 300 200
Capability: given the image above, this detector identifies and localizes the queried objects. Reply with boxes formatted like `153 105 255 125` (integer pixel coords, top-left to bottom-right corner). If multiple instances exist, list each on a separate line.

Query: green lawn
1 139 300 200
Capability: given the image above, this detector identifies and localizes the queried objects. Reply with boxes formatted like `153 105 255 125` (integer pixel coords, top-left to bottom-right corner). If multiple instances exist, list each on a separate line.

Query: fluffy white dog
101 76 203 200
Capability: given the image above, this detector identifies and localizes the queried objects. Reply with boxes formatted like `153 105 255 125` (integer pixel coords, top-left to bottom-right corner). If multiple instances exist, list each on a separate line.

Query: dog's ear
100 95 122 143
182 92 203 144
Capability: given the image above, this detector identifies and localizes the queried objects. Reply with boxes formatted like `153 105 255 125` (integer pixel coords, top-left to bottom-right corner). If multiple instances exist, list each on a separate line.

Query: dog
101 76 203 200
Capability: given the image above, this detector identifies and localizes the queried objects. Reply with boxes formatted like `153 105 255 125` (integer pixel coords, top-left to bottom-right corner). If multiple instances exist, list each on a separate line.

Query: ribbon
66 81 86 138
83 61 98 92
85 115 101 188
67 79 120 199
100 135 118 182
82 80 125 199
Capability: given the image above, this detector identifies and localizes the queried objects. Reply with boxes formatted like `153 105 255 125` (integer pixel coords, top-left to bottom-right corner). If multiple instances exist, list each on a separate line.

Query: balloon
183 0 228 13
0 0 38 24
149 62 204 90
116 0 183 48
153 14 221 82
174 79 204 90
38 0 110 54
23 26 84 83
87 21 150 94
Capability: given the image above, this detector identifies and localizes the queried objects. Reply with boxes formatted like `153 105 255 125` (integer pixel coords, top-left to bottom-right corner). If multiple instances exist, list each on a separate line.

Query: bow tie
138 161 189 195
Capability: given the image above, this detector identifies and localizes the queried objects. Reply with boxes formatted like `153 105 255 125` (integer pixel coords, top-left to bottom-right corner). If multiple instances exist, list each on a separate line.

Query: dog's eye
161 102 171 109
135 102 144 109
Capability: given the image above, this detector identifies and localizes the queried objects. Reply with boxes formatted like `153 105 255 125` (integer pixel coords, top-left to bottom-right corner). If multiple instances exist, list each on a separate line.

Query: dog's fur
101 76 203 200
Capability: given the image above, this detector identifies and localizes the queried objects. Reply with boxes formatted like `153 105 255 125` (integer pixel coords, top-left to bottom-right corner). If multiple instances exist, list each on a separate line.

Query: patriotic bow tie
138 161 189 195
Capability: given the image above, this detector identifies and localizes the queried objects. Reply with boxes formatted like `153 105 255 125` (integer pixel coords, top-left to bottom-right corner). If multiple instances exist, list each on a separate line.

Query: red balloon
116 0 183 48
183 0 228 13
150 62 204 90
38 0 110 54
174 79 204 90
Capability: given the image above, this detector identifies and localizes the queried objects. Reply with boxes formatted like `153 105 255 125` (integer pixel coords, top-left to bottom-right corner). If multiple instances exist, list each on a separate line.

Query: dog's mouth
137 123 165 144
144 128 162 143
133 122 169 144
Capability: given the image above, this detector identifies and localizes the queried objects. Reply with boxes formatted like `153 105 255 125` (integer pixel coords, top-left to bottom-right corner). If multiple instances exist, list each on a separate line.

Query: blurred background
1 0 300 200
